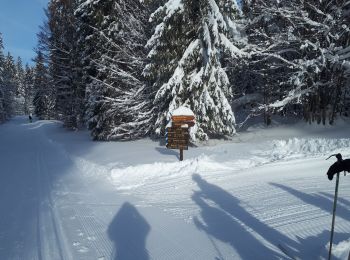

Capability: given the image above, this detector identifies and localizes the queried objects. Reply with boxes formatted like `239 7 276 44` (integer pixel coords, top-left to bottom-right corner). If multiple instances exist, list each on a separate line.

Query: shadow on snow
155 147 179 160
271 183 350 222
271 183 350 259
108 202 150 260
191 174 297 259
192 175 350 259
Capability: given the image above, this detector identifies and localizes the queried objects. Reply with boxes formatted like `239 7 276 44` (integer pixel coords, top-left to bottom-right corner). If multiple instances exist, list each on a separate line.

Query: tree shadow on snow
191 174 299 259
108 202 150 260
155 147 179 159
270 183 350 222
320 192 350 208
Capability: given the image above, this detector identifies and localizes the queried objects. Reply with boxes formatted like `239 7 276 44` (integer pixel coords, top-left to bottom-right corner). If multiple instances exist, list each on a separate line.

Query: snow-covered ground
1 116 350 259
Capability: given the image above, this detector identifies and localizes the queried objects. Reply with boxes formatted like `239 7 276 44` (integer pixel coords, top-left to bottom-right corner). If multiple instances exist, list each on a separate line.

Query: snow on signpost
166 107 195 161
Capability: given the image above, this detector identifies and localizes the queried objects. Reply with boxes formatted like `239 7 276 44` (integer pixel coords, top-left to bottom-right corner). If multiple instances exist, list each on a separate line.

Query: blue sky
0 0 49 65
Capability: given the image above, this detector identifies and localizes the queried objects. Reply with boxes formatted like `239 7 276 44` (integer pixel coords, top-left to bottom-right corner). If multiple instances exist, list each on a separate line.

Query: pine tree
2 53 17 119
15 57 25 96
33 51 53 119
76 0 150 140
48 0 83 128
243 0 350 125
342 1 350 117
145 0 243 140
0 36 23 121
23 64 35 115
75 0 109 137
13 57 25 115
241 0 303 124
285 0 350 124
0 34 5 122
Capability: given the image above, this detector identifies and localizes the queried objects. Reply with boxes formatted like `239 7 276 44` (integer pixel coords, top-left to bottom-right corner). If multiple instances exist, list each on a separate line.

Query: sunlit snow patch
255 138 350 161
326 239 350 260
110 155 231 190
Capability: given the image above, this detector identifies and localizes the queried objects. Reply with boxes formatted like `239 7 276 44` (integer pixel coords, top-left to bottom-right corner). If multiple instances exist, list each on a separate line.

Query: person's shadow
192 191 279 259
192 174 298 259
108 202 150 260
271 183 350 222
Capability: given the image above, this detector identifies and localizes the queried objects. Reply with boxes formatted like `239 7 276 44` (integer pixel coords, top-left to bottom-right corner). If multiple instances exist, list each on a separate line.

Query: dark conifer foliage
144 0 243 140
242 0 350 125
76 0 150 140
2 53 17 119
23 64 35 115
47 0 83 128
0 34 6 122
13 57 25 115
0 33 29 122
33 51 53 119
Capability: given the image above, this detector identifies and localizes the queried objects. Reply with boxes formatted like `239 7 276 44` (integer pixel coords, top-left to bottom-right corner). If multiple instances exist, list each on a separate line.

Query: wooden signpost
166 110 195 161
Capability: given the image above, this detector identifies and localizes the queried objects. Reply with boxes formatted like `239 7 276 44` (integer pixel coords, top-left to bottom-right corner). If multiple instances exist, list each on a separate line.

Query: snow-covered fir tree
343 1 350 116
0 34 5 122
1 53 17 119
47 0 84 128
284 0 350 124
74 0 100 123
75 0 114 138
144 0 244 140
0 35 26 121
33 51 53 119
23 64 35 115
243 0 350 125
13 57 25 115
76 0 150 140
241 0 305 124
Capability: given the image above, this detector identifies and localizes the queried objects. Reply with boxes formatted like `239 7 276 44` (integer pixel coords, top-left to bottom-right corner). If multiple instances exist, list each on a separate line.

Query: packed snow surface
1 116 350 259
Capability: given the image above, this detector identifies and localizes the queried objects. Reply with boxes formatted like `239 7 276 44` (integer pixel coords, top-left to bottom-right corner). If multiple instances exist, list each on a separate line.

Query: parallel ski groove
36 151 43 260
278 244 298 260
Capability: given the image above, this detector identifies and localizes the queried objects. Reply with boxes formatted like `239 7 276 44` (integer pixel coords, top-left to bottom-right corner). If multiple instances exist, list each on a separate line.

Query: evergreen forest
0 0 349 141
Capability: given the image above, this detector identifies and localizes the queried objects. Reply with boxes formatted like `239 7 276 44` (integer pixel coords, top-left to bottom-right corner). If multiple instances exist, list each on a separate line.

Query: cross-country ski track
0 116 350 259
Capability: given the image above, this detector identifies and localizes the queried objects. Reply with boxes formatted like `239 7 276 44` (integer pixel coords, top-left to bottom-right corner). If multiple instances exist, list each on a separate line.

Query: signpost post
165 107 195 161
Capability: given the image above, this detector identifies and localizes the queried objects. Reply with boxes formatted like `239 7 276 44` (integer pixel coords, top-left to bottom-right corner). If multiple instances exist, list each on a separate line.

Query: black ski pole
328 172 340 260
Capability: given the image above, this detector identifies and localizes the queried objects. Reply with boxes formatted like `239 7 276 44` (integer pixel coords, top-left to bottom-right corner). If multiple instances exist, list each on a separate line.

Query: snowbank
260 138 350 161
327 239 350 260
110 155 231 191
106 136 350 191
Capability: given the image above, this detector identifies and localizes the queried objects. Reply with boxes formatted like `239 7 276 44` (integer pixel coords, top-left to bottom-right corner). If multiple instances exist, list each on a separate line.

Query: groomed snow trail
1 117 350 259
0 118 225 259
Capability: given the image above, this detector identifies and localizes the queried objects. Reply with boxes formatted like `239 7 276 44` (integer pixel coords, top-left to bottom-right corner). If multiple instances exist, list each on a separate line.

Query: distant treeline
0 34 35 122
